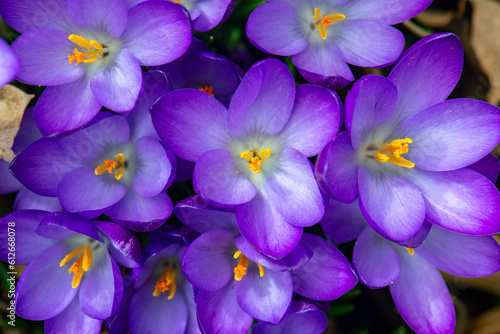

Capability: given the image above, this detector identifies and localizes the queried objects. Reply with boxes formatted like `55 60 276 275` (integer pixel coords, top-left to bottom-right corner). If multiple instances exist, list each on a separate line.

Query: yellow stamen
313 8 345 40
233 250 265 281
61 244 93 289
257 264 265 277
375 138 415 168
405 247 415 255
95 153 125 180
153 267 176 299
240 148 271 174
68 35 103 66
198 86 214 96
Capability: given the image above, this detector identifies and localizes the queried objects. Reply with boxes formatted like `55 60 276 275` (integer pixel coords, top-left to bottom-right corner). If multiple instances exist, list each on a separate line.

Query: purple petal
58 166 127 213
291 234 357 300
0 38 19 87
235 267 292 323
397 220 432 248
0 160 21 194
11 108 41 154
105 191 173 232
236 192 303 259
389 253 455 334
316 132 359 203
67 0 127 37
104 273 134 334
13 188 63 212
280 84 341 157
122 0 192 66
353 227 400 288
90 48 142 111
264 148 324 227
358 166 425 242
405 168 500 235
12 28 84 86
96 221 142 269
388 33 463 125
44 295 102 334
151 89 231 161
34 77 101 136
322 199 367 244
194 149 257 206
182 228 236 291
173 156 195 183
345 75 398 150
246 3 307 56
468 154 500 184
342 0 432 25
228 58 295 137
174 195 238 234
394 99 500 171
16 243 78 320
197 281 253 334
37 212 101 241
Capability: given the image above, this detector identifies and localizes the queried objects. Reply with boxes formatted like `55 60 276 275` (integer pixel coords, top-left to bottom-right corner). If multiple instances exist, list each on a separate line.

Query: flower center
68 34 104 66
95 153 125 180
240 148 271 174
233 250 264 281
371 138 415 168
311 8 345 40
198 85 214 96
60 244 93 288
153 266 176 299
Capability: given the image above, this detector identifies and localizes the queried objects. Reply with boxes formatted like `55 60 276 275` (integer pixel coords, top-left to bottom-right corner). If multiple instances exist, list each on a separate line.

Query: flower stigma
68 34 104 65
240 148 271 174
405 247 415 255
60 244 93 288
312 8 345 39
233 250 264 281
153 266 177 299
371 138 415 168
198 85 214 96
95 153 125 180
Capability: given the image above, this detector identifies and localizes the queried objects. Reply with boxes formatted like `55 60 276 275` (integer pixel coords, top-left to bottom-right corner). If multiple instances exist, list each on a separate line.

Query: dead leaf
414 8 456 28
467 307 500 334
0 84 33 162
469 0 500 105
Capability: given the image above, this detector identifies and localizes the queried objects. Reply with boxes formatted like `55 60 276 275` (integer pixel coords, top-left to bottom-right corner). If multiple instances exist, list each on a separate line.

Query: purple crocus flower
0 211 141 333
10 71 176 231
0 0 192 136
124 0 234 31
0 38 19 87
176 195 357 333
152 58 341 258
252 301 328 334
246 0 432 88
322 194 500 334
316 33 500 242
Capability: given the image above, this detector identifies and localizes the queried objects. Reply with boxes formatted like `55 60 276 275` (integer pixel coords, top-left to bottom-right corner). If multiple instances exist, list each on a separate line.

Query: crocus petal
345 75 398 150
96 221 142 269
12 28 84 86
44 295 102 334
37 211 101 241
352 227 400 289
280 84 341 157
80 252 122 320
394 99 500 171
129 279 188 334
264 148 324 227
0 160 21 194
10 138 76 196
291 234 357 300
182 228 236 291
105 191 173 232
0 210 56 264
122 0 192 66
468 154 500 184
388 33 463 125
315 132 359 203
13 188 62 212
58 166 127 213
418 226 500 277
358 166 425 242
246 3 308 56
34 77 101 136
341 0 433 25
0 0 75 33
16 243 78 320
228 58 295 137
174 195 238 234
322 199 367 244
235 267 292 323
104 273 134 334
389 253 455 334
0 38 19 86
151 89 231 161
197 281 253 334
397 220 432 249
194 149 257 206
404 168 500 235
68 0 127 37
90 48 142 111
236 192 303 259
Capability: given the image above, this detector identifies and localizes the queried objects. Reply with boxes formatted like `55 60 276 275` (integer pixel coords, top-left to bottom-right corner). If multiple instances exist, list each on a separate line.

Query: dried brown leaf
0 84 33 162
467 307 500 334
414 8 456 28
